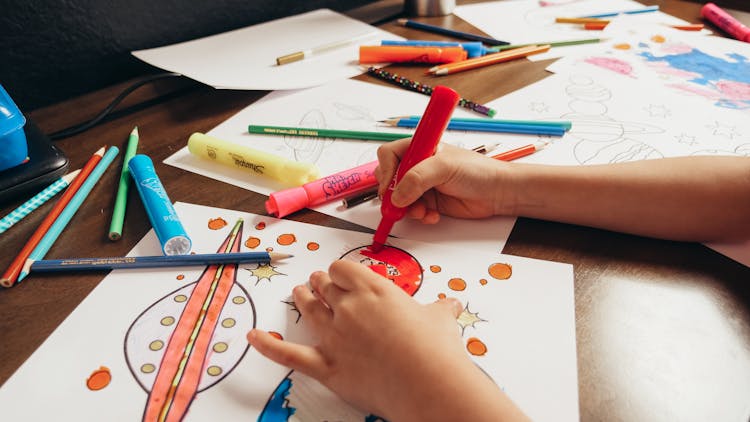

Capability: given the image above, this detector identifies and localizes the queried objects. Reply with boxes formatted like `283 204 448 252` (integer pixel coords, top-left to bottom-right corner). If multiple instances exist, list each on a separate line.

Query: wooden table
1 1 748 420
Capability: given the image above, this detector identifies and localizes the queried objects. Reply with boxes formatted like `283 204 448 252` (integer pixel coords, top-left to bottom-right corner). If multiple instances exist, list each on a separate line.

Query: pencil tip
17 271 28 283
132 126 139 136
397 18 407 25
270 252 294 261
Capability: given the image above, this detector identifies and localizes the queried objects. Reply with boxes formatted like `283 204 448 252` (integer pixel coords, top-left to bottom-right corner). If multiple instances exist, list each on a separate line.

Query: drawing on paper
124 219 256 421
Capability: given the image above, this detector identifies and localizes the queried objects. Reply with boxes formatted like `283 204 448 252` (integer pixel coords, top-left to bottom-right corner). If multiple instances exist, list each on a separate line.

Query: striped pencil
0 169 81 234
17 146 120 283
29 251 292 273
1 147 106 288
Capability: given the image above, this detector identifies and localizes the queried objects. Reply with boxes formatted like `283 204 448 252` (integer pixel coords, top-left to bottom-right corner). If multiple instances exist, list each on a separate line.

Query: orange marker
428 44 551 76
490 141 548 162
359 46 467 64
0 146 106 288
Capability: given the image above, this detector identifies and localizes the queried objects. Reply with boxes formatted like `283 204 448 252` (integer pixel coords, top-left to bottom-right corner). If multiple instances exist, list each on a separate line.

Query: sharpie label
321 171 371 199
229 153 265 174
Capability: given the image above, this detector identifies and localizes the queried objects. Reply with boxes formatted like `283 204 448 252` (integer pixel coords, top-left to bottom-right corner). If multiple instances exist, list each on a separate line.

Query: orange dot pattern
244 237 261 249
277 233 296 246
86 366 112 391
466 338 488 356
447 278 466 291
488 263 512 280
307 242 319 251
207 218 227 230
479 279 488 285
437 293 447 300
176 274 185 280
255 222 266 230
429 265 441 273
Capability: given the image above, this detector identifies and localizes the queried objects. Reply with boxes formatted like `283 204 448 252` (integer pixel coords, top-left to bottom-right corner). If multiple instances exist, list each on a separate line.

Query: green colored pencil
487 37 603 52
108 127 139 241
248 125 410 142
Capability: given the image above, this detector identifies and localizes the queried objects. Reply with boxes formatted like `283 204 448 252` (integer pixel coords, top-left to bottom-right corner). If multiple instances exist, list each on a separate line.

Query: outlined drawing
125 219 256 421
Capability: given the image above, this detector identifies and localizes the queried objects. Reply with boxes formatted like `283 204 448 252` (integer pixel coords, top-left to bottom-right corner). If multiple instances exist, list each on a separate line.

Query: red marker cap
370 86 460 252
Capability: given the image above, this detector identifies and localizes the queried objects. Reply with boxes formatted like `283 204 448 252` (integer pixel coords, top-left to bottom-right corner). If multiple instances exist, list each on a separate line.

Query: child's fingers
390 156 453 208
247 329 328 380
309 270 347 306
433 297 464 318
293 284 332 329
328 259 385 292
376 138 413 196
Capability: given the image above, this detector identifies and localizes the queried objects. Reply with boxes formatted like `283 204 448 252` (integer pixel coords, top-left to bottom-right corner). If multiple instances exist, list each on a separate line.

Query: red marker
701 2 750 43
370 86 459 252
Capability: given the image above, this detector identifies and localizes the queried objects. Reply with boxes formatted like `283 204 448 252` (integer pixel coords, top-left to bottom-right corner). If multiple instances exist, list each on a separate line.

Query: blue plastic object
381 40 487 58
0 85 28 172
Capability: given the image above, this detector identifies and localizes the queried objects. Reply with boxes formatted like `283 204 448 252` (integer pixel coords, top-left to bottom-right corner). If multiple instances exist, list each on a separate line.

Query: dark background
0 0 378 111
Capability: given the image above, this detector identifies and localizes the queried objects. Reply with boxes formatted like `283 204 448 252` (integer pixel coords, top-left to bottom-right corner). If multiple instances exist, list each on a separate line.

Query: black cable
49 72 183 141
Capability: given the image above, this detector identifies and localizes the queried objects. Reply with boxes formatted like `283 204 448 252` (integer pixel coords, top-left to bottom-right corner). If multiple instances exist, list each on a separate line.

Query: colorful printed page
164 77 532 250
132 9 403 90
547 21 750 111
453 0 694 60
0 202 579 421
483 68 750 266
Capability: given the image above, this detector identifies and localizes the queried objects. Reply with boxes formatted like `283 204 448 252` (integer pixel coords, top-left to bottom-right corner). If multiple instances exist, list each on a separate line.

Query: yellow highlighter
187 133 320 186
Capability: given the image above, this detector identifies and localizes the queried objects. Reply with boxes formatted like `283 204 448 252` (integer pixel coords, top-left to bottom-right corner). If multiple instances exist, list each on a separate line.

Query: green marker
248 125 410 142
108 126 139 240
487 37 603 52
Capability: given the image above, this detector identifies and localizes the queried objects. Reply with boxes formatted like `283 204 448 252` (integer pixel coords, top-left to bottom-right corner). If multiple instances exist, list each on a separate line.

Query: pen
397 18 509 46
108 126 139 240
276 31 379 65
381 40 486 58
371 85 459 252
359 46 467 64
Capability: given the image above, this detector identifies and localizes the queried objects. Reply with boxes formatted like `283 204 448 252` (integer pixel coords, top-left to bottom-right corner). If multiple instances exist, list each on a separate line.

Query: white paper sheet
164 78 531 250
453 0 696 61
132 9 403 90
0 202 579 422
483 68 750 265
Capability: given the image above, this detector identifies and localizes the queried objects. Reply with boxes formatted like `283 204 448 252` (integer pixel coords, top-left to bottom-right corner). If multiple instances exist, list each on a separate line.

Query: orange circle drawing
269 331 283 340
447 278 466 291
207 218 227 230
466 338 487 356
86 366 112 391
176 274 185 280
255 222 266 230
277 233 296 246
613 43 631 50
429 265 441 273
437 293 447 300
479 279 488 285
245 237 261 249
651 34 666 43
488 263 512 280
307 242 319 251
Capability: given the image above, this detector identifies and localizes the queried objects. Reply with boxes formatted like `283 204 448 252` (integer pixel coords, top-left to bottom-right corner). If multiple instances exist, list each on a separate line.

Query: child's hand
375 139 515 224
247 260 483 420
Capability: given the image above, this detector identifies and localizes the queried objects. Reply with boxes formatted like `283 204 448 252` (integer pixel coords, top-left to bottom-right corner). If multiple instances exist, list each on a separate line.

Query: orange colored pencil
0 146 106 288
491 141 548 161
584 22 705 31
555 17 610 24
428 45 551 76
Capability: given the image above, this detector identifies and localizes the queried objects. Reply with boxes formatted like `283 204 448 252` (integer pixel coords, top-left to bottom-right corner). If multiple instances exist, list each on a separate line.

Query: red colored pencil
491 142 548 161
1 146 106 288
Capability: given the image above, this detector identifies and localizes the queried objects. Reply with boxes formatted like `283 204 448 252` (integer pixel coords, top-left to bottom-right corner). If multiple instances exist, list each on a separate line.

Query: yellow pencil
427 45 551 76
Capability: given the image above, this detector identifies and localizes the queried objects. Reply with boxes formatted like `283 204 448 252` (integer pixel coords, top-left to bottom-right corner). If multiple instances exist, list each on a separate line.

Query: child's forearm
504 156 750 243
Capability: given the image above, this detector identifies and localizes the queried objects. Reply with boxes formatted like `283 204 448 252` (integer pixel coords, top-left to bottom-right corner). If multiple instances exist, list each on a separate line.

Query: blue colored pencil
18 146 120 282
403 115 572 130
397 18 509 46
579 5 658 19
381 118 567 136
0 169 81 234
29 251 292 273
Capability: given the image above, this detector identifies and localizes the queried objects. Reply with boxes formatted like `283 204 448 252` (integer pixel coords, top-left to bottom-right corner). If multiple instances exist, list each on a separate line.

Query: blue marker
381 40 486 58
128 154 191 255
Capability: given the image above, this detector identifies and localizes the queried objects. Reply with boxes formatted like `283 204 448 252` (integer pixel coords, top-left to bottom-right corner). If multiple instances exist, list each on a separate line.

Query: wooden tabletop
1 1 749 420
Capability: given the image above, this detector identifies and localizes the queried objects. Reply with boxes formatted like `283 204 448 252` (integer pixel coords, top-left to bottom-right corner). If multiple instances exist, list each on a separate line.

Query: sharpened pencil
28 251 292 273
427 45 551 75
109 126 139 241
248 125 409 142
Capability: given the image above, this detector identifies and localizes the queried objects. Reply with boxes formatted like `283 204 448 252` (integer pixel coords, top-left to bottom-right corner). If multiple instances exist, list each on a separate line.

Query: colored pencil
365 66 496 117
17 147 120 283
342 189 379 208
487 37 602 52
583 22 704 31
401 115 572 130
380 117 567 136
276 32 378 65
29 251 292 273
397 18 509 46
0 169 81 234
0 147 106 288
491 142 549 161
427 45 551 76
555 17 610 24
248 125 409 142
108 126 139 241
578 5 659 19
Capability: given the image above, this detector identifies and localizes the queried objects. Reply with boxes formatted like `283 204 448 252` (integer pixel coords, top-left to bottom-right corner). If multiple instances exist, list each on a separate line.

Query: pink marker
701 2 750 43
266 160 378 218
